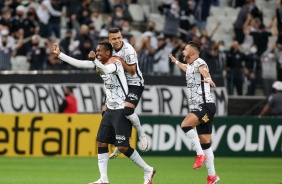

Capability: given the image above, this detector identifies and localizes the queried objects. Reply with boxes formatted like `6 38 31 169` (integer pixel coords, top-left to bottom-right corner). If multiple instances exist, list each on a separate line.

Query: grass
0 157 282 184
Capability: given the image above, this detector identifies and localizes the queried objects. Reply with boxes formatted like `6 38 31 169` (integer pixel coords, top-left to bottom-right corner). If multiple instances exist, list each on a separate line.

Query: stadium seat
224 7 240 18
141 4 151 19
210 6 225 17
128 4 146 22
130 29 143 47
148 13 165 32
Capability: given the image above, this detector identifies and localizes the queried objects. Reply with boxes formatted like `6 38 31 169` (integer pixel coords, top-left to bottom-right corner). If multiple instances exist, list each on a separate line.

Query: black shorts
125 85 144 107
191 103 216 135
96 109 132 146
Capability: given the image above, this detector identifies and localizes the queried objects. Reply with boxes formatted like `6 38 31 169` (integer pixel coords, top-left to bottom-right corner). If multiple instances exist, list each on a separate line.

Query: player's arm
168 54 187 72
52 43 95 68
199 65 216 87
114 56 136 75
94 58 122 74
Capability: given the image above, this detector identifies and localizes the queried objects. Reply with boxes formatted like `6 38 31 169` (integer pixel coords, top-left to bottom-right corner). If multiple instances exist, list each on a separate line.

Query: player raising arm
52 42 156 184
169 41 219 184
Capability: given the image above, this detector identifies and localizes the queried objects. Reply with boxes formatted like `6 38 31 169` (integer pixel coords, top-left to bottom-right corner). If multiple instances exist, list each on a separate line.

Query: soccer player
52 42 156 184
169 41 220 184
107 28 148 158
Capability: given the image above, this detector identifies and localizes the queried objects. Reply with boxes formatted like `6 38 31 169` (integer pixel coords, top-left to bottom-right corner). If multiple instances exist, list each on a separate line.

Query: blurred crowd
0 0 281 96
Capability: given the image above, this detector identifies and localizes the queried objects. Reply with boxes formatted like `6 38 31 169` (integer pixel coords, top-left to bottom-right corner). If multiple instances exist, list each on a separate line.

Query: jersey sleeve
58 52 95 68
125 45 138 66
94 59 117 74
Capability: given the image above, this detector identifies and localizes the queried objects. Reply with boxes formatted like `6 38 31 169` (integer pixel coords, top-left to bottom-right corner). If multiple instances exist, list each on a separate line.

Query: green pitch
0 157 281 184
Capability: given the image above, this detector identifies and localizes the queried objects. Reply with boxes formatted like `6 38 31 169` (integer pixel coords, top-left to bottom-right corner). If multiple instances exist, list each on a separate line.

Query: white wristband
175 60 179 65
205 77 212 83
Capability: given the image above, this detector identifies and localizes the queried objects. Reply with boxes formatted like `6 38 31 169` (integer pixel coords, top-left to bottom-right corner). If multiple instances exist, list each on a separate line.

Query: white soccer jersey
112 42 144 86
185 58 215 111
97 60 128 109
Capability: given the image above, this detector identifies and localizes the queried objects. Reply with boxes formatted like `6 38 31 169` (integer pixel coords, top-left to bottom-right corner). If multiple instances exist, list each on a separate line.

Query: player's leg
125 86 148 151
124 102 147 151
89 112 114 184
118 146 156 184
181 113 206 169
197 103 219 184
199 134 220 184
114 109 156 184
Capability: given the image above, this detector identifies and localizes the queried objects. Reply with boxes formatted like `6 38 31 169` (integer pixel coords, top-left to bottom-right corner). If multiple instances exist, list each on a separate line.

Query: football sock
128 149 148 171
203 147 216 176
126 113 145 138
186 129 204 155
98 153 109 181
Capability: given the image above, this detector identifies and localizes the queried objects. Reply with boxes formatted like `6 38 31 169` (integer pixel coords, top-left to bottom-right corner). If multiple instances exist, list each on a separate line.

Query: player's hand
52 43 61 56
88 51 96 60
169 54 177 63
202 78 216 87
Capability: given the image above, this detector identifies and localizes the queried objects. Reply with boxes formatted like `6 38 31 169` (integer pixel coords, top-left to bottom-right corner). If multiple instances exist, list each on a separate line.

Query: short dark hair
98 41 113 56
187 41 201 53
109 27 120 34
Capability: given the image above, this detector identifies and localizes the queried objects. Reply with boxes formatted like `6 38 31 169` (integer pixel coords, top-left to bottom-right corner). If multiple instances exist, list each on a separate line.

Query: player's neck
188 56 198 64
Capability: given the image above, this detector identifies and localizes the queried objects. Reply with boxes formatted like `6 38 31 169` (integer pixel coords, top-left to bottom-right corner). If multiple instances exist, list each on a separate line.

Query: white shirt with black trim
94 58 128 109
185 58 215 111
112 41 144 86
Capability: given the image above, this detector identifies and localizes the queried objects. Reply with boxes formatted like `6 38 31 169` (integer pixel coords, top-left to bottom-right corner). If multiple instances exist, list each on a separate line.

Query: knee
124 107 135 117
199 137 210 145
117 146 128 154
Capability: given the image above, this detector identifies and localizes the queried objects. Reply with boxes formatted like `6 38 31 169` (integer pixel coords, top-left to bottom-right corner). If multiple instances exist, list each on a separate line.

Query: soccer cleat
144 167 156 184
109 147 120 159
89 179 109 184
140 135 148 152
193 154 207 169
206 174 220 184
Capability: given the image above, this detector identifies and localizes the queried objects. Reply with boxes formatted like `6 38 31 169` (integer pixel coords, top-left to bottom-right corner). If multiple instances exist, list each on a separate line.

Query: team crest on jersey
202 114 209 123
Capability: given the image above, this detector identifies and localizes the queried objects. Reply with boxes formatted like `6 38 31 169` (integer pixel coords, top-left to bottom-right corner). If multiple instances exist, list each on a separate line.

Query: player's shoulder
123 42 135 52
109 56 123 66
196 57 207 65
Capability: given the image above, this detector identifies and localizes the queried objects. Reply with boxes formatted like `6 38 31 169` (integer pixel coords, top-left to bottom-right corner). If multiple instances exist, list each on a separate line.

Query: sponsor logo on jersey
105 84 115 89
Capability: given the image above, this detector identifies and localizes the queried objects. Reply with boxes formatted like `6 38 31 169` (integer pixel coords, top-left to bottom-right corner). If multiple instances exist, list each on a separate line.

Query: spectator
276 42 282 81
58 86 77 113
217 40 227 78
194 0 212 31
259 81 282 117
185 23 199 43
27 34 48 70
244 45 260 96
46 0 65 38
74 0 92 26
170 36 185 75
234 0 255 44
135 21 158 74
225 40 245 95
75 24 93 60
60 29 73 56
111 3 130 28
0 6 12 28
121 20 136 46
153 34 173 75
159 0 180 39
260 43 278 96
10 28 29 71
0 29 12 70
